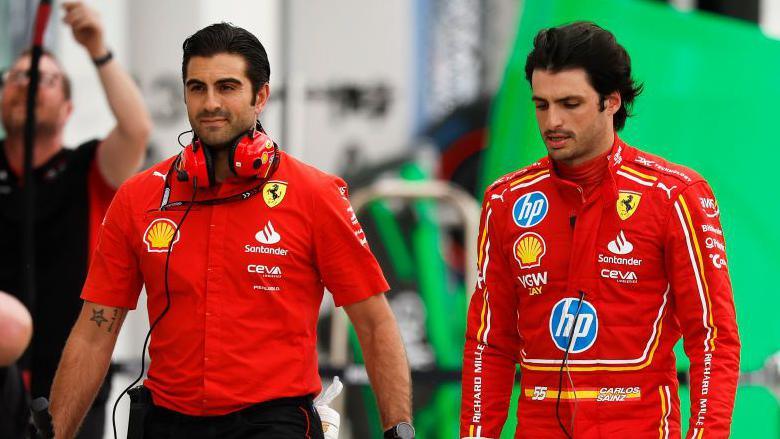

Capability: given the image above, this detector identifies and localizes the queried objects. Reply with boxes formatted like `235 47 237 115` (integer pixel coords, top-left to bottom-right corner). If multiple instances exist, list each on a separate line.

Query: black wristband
92 50 113 67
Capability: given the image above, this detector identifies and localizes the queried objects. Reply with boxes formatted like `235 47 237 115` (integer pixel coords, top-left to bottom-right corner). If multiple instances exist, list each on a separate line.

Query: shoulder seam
487 160 547 192
629 155 700 185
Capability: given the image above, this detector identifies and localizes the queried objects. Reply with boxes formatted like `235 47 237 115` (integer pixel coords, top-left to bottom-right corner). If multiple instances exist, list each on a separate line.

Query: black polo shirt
0 139 101 399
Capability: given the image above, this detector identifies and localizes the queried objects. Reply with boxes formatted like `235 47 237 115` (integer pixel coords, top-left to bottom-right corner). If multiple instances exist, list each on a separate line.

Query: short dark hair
18 48 72 100
524 21 642 131
181 22 270 97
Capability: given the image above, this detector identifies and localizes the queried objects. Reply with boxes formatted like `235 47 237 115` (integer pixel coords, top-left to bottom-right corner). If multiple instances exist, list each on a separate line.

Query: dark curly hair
524 21 643 131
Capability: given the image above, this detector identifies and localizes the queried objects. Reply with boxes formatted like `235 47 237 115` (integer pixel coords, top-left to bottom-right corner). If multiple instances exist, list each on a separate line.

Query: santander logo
607 230 633 255
255 221 281 245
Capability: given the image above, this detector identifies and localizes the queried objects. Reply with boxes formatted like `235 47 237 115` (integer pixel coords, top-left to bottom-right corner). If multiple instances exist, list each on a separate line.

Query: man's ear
62 100 74 121
254 83 270 116
605 91 622 116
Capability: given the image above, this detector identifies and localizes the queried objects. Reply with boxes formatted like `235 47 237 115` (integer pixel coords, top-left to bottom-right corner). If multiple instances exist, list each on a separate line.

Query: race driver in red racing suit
460 22 740 438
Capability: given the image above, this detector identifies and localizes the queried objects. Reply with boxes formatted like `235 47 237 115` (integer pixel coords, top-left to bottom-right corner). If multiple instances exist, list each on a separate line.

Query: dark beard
195 124 252 151
198 131 242 152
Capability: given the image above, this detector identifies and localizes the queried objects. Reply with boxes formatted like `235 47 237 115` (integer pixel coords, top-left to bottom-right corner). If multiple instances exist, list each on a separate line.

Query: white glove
315 377 344 439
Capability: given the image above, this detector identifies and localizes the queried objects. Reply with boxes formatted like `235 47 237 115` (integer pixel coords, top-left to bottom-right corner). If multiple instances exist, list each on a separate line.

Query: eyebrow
531 95 583 102
185 77 243 87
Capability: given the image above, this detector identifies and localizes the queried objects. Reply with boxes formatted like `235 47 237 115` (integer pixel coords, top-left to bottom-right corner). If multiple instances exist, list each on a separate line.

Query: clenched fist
62 1 107 59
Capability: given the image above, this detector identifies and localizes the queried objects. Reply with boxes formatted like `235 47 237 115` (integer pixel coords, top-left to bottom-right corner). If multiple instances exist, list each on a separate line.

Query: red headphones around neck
175 123 277 188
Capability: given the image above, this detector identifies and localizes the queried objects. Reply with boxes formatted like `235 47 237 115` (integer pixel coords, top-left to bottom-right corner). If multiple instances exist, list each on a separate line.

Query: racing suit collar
545 134 628 201
604 134 630 199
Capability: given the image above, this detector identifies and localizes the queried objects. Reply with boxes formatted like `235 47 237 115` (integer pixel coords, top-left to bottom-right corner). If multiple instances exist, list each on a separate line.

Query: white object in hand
314 376 343 439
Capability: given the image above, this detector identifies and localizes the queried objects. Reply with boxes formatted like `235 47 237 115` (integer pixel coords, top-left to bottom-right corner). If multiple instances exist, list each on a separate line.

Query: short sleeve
312 177 389 307
81 183 143 309
86 142 118 259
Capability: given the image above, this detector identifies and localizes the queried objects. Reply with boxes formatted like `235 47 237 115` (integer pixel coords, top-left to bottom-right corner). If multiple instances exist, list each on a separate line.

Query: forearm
50 334 113 439
685 328 741 438
460 336 517 437
94 55 152 141
50 303 125 439
357 318 412 429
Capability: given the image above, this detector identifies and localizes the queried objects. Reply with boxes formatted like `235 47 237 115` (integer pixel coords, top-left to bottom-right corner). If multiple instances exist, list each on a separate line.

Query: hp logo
549 298 598 353
513 191 549 228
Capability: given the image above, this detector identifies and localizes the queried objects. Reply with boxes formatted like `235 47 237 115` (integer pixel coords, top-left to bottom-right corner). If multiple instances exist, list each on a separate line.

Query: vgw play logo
513 191 549 228
549 298 598 353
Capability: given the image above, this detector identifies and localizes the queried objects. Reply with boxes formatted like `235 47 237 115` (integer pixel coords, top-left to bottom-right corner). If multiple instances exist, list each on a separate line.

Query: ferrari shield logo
262 181 287 208
617 191 641 220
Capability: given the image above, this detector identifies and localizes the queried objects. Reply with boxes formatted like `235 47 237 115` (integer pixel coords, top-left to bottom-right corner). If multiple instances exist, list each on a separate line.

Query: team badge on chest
143 218 180 252
616 190 641 220
513 232 546 269
262 181 287 208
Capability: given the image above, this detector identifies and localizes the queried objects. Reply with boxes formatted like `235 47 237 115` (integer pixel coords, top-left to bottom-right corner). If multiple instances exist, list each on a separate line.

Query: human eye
563 100 580 109
219 82 239 92
41 73 59 87
534 101 548 110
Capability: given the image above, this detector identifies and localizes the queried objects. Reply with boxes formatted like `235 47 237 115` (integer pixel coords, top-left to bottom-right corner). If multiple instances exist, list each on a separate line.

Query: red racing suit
460 138 740 438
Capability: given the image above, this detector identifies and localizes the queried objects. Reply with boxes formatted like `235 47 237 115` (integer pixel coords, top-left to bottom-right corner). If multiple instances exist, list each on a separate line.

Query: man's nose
203 88 222 112
547 107 564 128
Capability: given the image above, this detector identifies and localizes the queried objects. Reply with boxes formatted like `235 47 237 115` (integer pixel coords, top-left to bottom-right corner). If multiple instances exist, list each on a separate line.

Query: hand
62 2 106 58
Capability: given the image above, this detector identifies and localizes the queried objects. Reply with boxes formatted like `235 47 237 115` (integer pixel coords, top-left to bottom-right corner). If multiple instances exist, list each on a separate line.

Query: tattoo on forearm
90 307 123 333
90 308 108 328
107 308 120 333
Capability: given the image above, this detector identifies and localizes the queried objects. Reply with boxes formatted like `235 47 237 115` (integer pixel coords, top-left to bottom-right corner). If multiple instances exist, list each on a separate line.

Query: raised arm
62 1 152 188
49 301 128 439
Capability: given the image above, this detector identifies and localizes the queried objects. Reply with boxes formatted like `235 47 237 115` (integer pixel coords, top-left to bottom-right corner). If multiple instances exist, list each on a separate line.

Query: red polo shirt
82 151 389 416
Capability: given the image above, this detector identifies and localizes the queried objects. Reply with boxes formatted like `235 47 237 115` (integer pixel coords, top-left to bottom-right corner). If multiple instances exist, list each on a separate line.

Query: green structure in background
347 162 466 438
482 0 779 436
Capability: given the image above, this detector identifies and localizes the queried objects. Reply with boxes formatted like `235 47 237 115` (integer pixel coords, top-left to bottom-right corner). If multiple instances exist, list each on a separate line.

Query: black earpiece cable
111 177 199 439
556 290 586 439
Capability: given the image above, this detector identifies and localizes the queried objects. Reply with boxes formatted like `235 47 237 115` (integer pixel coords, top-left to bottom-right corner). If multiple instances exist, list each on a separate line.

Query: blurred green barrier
345 162 467 438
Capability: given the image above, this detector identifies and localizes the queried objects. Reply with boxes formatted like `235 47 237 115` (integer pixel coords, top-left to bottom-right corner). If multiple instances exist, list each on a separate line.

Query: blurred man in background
49 23 413 439
461 22 739 438
0 1 151 437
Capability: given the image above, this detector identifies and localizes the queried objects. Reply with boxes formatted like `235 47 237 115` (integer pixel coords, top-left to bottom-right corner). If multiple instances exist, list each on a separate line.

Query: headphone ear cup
232 130 276 179
227 132 247 176
175 152 189 182
180 140 213 187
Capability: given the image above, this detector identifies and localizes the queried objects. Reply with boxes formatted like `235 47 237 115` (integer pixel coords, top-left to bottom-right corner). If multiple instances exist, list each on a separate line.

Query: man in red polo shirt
49 23 413 439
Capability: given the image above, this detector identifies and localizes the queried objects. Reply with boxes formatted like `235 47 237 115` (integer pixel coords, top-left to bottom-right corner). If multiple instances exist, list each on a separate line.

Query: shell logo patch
514 232 546 269
262 181 287 208
616 191 642 220
143 218 180 252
